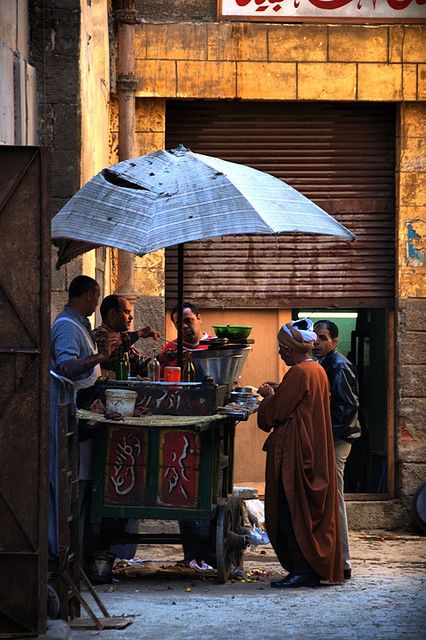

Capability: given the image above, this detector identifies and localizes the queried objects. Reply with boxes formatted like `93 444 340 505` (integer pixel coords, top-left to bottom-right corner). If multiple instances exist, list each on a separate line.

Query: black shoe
271 573 319 589
344 568 352 580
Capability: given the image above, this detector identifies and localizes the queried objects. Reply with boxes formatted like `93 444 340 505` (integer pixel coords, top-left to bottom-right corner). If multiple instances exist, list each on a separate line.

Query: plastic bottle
183 351 196 382
148 347 161 381
115 346 129 380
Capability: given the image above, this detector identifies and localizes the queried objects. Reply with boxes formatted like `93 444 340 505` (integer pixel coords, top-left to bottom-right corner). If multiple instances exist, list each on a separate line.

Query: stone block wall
0 0 37 146
30 0 83 314
110 95 166 336
396 104 426 516
31 0 112 316
133 22 425 102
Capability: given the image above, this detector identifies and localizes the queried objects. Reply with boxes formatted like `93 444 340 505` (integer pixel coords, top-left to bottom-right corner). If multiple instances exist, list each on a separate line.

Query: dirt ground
46 529 426 640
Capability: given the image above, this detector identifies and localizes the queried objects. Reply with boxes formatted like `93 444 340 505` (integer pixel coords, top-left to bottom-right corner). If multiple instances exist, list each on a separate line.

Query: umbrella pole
177 243 184 371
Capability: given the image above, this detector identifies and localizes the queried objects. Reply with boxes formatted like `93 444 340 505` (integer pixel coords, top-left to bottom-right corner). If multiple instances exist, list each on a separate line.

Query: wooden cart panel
84 411 234 522
158 430 200 508
105 426 148 506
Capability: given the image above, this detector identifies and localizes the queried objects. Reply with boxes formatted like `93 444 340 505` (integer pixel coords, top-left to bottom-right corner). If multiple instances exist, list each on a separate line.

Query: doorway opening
295 309 393 497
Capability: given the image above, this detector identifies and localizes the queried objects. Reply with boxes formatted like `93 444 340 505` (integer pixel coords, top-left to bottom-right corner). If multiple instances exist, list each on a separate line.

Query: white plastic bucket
105 389 137 417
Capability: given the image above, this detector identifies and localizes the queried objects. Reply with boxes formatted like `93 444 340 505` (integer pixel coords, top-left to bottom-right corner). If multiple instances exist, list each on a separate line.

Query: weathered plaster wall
397 105 426 299
395 103 426 517
0 0 37 145
80 0 111 282
136 0 216 22
133 20 426 527
110 95 166 338
31 0 112 317
80 1 111 189
133 98 166 341
31 0 82 317
133 23 424 102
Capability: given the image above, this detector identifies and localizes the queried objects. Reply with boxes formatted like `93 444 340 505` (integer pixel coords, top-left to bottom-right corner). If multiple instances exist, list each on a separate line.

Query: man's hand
257 382 277 398
103 332 122 357
138 325 160 340
157 349 177 365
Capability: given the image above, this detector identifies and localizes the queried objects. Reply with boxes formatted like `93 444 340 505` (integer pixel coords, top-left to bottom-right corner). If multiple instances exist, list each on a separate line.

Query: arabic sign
136 385 215 416
106 427 147 505
158 430 200 507
218 0 426 21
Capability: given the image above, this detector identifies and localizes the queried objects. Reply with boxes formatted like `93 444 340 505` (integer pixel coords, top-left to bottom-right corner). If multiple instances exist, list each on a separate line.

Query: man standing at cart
313 320 360 581
51 276 122 413
93 294 160 377
50 276 122 572
257 319 343 588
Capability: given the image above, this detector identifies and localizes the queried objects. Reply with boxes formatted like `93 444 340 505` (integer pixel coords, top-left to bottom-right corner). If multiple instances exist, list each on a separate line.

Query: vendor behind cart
50 276 121 563
93 294 160 378
159 301 211 374
158 301 215 565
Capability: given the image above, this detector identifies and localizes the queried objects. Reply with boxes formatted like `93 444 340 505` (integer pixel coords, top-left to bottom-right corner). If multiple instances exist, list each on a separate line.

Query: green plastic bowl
212 325 253 340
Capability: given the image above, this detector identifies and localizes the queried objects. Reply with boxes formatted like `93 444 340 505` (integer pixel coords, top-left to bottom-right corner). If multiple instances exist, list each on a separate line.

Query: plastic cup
164 366 181 382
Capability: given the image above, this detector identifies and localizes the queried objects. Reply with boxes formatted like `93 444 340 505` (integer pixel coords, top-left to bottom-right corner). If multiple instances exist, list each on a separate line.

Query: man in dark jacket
313 320 361 580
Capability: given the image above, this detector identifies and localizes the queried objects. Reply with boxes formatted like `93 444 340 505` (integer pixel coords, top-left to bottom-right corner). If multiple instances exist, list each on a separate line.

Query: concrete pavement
44 530 426 640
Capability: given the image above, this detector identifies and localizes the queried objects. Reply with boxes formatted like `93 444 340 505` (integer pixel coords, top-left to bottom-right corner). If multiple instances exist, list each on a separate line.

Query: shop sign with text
218 0 426 22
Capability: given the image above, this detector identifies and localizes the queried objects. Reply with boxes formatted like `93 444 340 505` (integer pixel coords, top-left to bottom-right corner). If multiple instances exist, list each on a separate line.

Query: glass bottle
183 350 196 382
148 347 161 381
115 346 129 381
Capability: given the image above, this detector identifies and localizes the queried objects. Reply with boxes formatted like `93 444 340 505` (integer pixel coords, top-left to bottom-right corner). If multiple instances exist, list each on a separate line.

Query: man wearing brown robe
257 319 343 588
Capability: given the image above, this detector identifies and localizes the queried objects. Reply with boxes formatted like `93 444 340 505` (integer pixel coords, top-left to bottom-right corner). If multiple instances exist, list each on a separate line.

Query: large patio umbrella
52 145 355 366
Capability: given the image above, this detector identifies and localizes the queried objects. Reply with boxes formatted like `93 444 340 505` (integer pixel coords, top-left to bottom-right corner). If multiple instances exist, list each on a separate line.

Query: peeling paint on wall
406 218 425 266
400 423 417 446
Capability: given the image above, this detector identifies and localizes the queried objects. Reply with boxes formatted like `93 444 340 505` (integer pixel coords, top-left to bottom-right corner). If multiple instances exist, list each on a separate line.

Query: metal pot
229 390 253 402
191 347 251 385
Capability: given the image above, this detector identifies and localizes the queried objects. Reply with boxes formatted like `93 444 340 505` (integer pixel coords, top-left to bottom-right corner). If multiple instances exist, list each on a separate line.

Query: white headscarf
277 318 317 352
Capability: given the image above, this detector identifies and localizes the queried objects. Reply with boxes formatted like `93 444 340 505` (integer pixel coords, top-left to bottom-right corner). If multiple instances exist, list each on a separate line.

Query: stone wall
0 0 37 146
109 95 166 339
136 0 215 22
30 0 82 316
395 104 426 519
79 0 111 294
31 0 112 318
133 22 424 101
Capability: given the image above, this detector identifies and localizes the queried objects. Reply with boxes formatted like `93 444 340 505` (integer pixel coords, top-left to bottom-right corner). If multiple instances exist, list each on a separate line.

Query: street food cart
79 340 257 582
51 146 353 588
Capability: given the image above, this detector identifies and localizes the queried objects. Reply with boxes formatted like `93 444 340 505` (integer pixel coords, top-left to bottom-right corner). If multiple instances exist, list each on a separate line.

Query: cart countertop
77 409 231 431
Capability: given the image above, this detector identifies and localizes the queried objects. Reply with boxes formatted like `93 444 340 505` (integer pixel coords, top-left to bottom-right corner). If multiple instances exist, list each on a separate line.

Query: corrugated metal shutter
165 101 395 309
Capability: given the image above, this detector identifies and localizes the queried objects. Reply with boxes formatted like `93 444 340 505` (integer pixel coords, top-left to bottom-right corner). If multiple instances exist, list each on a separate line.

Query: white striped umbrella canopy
51 145 354 266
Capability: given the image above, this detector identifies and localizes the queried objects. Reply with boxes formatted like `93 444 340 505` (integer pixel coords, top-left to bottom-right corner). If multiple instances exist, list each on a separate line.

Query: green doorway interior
295 309 390 495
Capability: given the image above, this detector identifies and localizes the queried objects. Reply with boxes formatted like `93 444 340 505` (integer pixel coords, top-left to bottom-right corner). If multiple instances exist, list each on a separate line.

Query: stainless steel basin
191 347 251 385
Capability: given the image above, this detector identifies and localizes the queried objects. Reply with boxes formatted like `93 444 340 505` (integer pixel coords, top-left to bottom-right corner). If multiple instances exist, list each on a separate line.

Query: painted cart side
86 412 244 582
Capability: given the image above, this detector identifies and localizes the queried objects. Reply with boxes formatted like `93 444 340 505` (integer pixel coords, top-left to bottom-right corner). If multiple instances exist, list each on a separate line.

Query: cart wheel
215 503 233 583
47 584 60 620
215 497 246 583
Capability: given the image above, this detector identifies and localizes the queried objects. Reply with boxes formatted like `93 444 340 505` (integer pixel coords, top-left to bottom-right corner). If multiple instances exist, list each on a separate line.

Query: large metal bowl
212 325 253 340
191 347 251 385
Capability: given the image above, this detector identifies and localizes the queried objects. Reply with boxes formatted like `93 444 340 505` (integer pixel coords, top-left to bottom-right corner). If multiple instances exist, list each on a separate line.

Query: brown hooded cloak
258 360 343 583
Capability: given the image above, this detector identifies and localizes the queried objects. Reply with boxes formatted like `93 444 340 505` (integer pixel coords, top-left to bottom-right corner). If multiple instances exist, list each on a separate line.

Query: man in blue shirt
50 275 121 572
52 276 121 388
